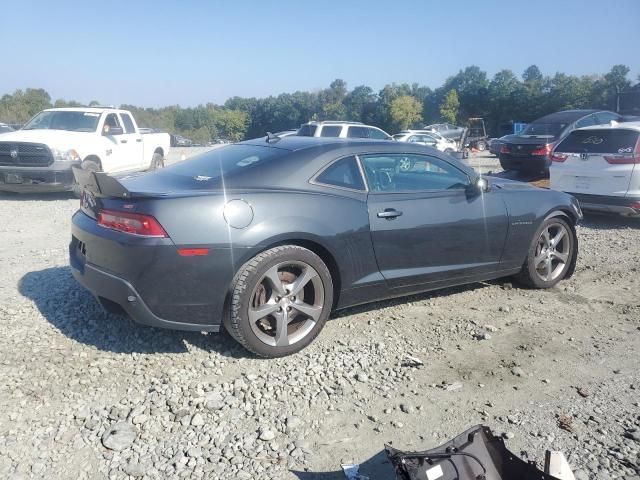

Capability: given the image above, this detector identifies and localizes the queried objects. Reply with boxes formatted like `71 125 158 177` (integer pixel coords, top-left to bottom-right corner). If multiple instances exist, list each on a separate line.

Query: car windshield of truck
23 111 100 132
520 122 565 139
555 129 640 154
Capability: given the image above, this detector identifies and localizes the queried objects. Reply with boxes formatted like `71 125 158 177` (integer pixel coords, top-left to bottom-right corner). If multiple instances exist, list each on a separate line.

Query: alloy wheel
534 222 571 282
248 261 324 347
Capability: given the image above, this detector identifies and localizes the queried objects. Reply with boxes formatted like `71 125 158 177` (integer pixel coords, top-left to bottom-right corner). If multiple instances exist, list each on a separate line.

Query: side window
360 154 469 192
347 126 369 138
575 115 597 129
120 114 136 134
368 128 389 140
596 112 621 124
104 113 121 128
407 135 419 143
315 156 365 191
320 125 342 137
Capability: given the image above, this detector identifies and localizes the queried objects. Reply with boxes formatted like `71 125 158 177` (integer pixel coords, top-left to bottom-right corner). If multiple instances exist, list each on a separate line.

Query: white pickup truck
0 107 170 193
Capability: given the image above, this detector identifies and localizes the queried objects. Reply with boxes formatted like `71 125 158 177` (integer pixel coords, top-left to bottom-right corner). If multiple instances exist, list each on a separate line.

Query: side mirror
467 177 490 195
103 125 124 136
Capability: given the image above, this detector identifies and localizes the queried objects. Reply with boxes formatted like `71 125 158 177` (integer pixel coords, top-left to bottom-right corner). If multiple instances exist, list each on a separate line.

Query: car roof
301 121 364 126
532 109 603 124
576 121 640 132
242 135 392 151
43 107 127 114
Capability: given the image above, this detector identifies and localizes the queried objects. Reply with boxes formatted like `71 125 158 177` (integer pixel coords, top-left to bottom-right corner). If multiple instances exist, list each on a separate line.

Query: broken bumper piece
385 425 566 480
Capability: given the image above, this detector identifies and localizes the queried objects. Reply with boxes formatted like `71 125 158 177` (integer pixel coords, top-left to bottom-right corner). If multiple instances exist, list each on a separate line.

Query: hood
486 175 540 191
0 129 96 150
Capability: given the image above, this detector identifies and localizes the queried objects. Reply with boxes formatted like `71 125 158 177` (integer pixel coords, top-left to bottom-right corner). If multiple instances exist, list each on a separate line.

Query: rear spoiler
72 167 131 198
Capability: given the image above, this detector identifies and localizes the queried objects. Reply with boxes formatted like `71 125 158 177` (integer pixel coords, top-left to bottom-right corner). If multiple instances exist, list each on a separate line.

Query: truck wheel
150 152 165 170
72 159 101 197
476 141 487 151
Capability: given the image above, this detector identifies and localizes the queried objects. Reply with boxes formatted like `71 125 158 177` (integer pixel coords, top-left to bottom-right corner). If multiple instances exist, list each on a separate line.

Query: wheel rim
248 261 324 347
534 223 571 282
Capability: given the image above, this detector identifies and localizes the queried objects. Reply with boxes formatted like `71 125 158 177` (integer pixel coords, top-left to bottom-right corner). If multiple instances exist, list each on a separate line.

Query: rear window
347 126 369 138
520 122 565 139
297 124 317 136
320 126 342 137
164 144 283 180
555 129 640 154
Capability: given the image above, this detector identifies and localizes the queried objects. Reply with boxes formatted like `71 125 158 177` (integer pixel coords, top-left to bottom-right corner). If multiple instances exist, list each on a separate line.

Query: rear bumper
0 167 74 192
499 154 551 172
70 211 233 332
572 193 640 217
70 260 220 332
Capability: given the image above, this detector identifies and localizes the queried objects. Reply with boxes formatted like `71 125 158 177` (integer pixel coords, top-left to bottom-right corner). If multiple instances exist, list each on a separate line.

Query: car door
100 113 128 172
119 112 145 170
361 153 508 289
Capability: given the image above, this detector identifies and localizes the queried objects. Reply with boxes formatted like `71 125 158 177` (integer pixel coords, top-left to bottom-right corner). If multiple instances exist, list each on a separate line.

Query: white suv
393 130 457 153
297 121 391 140
550 121 640 217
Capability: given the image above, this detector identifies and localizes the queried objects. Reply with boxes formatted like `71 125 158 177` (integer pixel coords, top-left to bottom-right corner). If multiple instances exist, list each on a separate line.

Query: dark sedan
70 137 581 357
499 110 623 174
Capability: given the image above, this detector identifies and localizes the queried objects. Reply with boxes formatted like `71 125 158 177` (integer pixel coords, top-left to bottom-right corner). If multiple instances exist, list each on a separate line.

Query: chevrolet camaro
70 136 581 357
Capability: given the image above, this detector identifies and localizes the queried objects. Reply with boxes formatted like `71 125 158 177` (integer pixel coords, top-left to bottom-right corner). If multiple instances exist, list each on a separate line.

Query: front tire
225 246 334 358
516 216 575 288
476 140 487 151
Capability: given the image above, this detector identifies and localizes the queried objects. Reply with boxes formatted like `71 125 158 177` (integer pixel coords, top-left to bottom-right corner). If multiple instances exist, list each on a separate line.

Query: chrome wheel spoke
287 266 318 296
553 251 569 263
541 229 551 247
248 302 279 323
544 258 552 280
274 311 289 347
552 228 566 246
264 265 287 296
292 301 322 321
534 252 547 268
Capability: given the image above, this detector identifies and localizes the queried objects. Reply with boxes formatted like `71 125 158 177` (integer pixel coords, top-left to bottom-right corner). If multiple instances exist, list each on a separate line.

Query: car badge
194 175 212 181
9 148 18 159
580 152 588 160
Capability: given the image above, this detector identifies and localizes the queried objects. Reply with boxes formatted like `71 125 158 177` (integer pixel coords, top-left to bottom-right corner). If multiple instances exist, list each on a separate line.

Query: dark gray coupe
70 136 581 357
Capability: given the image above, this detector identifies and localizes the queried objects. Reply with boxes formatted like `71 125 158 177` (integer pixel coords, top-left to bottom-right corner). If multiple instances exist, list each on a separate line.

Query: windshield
520 122 566 139
23 111 101 132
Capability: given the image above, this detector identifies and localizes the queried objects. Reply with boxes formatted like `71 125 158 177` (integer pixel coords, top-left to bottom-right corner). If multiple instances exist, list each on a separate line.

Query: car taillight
98 209 167 237
603 154 640 164
500 145 509 154
531 144 553 156
551 153 568 162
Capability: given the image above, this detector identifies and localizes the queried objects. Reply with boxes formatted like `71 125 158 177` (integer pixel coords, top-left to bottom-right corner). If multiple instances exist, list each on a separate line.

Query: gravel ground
0 155 639 480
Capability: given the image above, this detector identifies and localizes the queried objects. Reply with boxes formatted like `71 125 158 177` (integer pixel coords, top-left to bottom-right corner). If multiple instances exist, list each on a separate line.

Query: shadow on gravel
0 191 76 201
291 450 394 479
18 266 246 358
580 213 640 230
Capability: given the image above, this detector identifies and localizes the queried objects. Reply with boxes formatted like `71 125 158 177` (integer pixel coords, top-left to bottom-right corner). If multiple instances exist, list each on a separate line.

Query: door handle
136 138 143 142
120 139 128 144
377 209 403 219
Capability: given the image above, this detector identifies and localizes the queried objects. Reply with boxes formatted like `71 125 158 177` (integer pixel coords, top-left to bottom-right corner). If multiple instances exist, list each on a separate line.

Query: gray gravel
0 159 639 479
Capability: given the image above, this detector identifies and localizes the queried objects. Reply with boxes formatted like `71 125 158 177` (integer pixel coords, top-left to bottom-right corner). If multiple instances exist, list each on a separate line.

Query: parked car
423 123 465 141
0 107 170 193
297 121 392 140
550 121 640 217
170 134 193 147
489 135 516 156
393 130 457 153
71 136 581 358
499 110 623 174
0 123 15 135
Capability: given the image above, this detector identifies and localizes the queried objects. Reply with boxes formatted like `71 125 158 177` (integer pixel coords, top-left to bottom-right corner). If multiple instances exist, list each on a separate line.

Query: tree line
0 64 635 143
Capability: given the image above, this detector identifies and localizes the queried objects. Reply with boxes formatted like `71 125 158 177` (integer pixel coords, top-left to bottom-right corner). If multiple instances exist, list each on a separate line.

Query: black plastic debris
385 425 559 480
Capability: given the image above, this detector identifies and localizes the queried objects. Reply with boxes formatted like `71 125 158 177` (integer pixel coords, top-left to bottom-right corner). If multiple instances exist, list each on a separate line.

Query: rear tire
476 140 487 151
149 152 165 170
225 246 334 358
72 159 101 197
515 216 575 289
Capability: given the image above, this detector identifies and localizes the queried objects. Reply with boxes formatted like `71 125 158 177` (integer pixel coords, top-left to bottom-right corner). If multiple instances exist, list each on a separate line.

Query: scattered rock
101 422 136 451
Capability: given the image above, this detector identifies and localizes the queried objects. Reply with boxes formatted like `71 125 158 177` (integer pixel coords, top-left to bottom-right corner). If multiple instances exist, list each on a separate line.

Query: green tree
390 95 423 131
439 89 459 124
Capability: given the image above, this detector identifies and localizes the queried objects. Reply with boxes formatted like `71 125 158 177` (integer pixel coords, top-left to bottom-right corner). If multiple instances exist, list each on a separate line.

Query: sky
2 0 639 107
